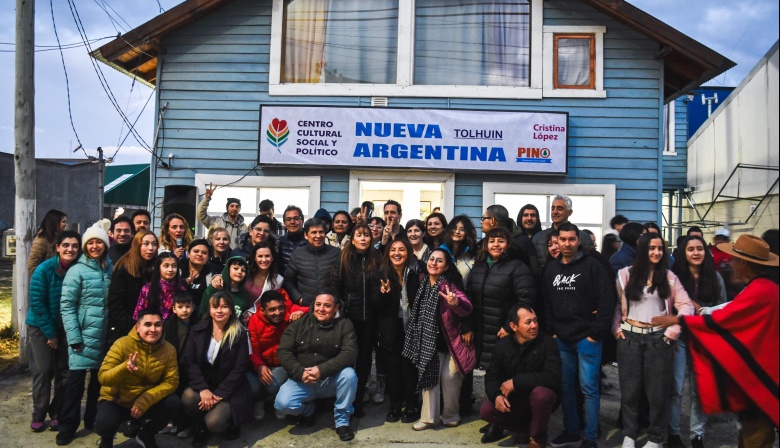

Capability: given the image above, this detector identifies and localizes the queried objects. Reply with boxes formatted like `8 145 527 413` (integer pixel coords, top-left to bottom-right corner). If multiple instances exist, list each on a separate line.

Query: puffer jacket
278 231 308 274
339 250 380 322
247 292 308 370
26 256 71 339
98 328 179 412
369 260 423 351
61 254 113 370
468 256 536 368
283 244 341 306
184 320 252 426
277 308 358 381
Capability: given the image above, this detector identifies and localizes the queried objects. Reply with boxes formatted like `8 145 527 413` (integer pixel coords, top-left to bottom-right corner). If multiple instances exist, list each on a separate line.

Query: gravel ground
0 364 775 447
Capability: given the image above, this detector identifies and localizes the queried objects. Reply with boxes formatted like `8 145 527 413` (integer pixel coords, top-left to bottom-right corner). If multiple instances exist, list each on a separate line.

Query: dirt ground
0 364 772 448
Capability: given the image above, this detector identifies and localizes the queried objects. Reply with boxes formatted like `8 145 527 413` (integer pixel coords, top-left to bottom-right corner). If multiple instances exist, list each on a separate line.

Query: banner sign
258 106 568 174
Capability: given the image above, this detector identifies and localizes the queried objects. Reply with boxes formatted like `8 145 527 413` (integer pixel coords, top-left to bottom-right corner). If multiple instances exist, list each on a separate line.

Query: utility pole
97 147 105 218
14 0 35 365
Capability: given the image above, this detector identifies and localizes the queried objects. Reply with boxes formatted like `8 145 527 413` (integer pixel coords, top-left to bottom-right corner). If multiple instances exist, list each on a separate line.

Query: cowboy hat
717 234 779 267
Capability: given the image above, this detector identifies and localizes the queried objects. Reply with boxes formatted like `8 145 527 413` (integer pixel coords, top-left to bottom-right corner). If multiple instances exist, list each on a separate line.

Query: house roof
92 0 735 103
104 163 150 207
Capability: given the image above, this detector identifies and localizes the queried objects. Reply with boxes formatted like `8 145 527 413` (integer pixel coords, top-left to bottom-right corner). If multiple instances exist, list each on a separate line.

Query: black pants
182 387 234 434
350 318 377 412
94 395 181 439
58 369 101 436
378 319 418 408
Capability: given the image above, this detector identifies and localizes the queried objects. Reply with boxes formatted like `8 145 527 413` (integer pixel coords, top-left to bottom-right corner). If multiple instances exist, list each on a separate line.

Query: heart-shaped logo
267 118 290 152
272 119 287 133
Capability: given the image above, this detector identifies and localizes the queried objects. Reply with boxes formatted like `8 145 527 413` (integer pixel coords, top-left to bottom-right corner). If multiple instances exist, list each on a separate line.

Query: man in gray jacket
275 293 358 441
197 183 247 249
283 218 341 307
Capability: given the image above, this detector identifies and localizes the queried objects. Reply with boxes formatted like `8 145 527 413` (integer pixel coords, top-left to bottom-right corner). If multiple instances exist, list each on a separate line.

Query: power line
111 87 155 161
50 0 88 158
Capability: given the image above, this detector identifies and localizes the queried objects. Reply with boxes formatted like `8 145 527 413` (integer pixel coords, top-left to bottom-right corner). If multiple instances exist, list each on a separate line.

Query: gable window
543 25 606 98
553 34 595 89
270 0 543 98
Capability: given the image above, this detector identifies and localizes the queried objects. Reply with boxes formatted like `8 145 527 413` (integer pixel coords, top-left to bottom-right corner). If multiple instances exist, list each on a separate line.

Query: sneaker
158 423 174 434
98 437 114 448
30 421 46 432
253 401 266 421
136 431 159 448
690 436 705 448
580 441 598 448
362 389 370 403
480 424 505 443
176 427 195 439
55 432 74 446
49 419 59 431
119 420 141 438
275 410 286 420
550 432 582 448
336 425 355 442
668 435 688 448
373 375 386 404
621 436 636 448
297 414 316 428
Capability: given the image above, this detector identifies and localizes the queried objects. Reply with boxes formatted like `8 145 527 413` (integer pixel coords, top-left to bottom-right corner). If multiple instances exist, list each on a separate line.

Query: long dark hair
625 233 670 302
442 215 477 259
331 210 352 236
426 248 464 290
247 241 280 289
424 212 448 247
671 235 721 306
601 233 620 261
379 237 415 281
148 252 184 312
339 224 380 279
36 209 67 242
516 204 542 237
476 227 513 263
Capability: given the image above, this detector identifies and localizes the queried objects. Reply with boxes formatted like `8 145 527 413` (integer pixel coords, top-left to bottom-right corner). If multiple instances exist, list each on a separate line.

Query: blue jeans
688 355 708 436
558 337 602 441
667 338 687 436
274 367 357 428
247 366 289 398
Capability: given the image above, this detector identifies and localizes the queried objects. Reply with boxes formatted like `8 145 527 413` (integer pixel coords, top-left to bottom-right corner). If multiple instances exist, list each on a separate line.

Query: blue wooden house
93 0 733 241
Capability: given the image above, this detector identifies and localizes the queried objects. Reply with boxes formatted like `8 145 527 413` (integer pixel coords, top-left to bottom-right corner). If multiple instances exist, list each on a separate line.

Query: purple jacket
435 279 476 376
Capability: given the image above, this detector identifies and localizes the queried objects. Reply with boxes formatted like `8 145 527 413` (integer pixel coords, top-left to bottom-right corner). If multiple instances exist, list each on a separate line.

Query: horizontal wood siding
152 0 663 228
663 96 689 190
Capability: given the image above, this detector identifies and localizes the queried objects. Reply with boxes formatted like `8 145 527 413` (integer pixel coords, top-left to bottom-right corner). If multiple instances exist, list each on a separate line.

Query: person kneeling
181 292 252 448
274 293 358 441
480 305 561 447
94 308 181 448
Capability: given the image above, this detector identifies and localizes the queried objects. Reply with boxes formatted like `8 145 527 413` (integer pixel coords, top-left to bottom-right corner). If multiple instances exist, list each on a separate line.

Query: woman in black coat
371 238 424 423
182 292 252 447
107 230 158 343
468 227 536 369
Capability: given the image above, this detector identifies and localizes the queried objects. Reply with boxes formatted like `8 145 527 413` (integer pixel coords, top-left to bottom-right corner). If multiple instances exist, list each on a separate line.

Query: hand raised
380 279 391 294
126 352 139 372
439 285 458 307
205 182 215 199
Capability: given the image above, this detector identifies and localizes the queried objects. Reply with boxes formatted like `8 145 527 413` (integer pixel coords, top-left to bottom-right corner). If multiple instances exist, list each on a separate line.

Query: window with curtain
414 0 531 86
553 34 595 89
282 0 398 84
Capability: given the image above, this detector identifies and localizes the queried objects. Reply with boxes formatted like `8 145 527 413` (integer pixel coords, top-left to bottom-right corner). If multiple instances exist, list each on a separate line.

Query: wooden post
14 0 35 365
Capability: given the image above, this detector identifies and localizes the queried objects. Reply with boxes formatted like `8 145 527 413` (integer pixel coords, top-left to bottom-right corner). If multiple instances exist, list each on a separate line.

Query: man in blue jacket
542 223 613 448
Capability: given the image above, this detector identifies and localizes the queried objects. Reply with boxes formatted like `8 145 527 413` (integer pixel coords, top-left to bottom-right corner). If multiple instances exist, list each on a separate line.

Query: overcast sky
1 0 777 166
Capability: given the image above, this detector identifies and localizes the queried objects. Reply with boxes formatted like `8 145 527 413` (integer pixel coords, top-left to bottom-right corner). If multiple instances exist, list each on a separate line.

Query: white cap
714 228 731 238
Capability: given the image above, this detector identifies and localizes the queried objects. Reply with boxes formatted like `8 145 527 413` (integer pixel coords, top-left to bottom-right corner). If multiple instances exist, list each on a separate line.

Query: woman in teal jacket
25 230 80 432
56 221 113 446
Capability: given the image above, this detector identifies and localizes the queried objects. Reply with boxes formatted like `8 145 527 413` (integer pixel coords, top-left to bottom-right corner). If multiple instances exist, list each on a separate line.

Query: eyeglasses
480 216 493 222
428 257 446 264
284 216 302 222
252 227 270 233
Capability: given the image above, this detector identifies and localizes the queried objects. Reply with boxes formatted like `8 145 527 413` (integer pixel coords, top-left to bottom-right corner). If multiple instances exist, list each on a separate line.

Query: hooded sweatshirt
542 250 614 343
200 256 251 320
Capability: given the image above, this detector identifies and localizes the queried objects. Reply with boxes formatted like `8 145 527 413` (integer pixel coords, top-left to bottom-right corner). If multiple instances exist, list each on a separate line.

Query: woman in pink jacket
402 248 475 431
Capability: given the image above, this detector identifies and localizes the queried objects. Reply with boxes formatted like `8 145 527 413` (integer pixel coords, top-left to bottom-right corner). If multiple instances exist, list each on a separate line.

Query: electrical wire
50 0 88 158
110 87 155 161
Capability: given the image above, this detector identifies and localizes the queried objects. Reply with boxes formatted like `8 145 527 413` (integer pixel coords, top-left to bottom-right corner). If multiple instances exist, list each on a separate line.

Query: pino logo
267 118 289 152
516 147 551 164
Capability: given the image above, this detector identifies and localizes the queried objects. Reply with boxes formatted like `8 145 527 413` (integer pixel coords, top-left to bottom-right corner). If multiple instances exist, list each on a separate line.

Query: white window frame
543 25 606 98
482 182 615 230
349 170 455 216
663 100 677 155
269 0 544 99
194 173 320 234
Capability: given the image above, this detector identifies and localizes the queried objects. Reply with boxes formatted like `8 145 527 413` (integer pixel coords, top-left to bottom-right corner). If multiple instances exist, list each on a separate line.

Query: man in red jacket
246 290 307 420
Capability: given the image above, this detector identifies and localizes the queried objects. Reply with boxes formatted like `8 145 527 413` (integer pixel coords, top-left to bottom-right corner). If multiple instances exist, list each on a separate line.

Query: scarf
681 276 779 425
403 275 443 392
134 279 185 321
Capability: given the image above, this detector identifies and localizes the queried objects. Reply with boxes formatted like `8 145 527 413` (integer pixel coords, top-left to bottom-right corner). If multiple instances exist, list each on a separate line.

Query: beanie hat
313 208 332 222
82 219 111 250
226 198 241 207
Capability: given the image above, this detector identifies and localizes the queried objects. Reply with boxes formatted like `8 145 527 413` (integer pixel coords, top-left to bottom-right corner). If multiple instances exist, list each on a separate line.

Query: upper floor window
553 34 595 89
270 0 543 98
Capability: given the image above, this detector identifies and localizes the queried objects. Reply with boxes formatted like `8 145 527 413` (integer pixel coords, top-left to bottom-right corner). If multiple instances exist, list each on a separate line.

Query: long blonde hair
204 292 243 349
159 213 193 251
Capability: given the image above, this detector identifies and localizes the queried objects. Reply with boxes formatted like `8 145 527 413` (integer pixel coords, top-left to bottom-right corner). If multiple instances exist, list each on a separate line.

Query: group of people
22 193 779 448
